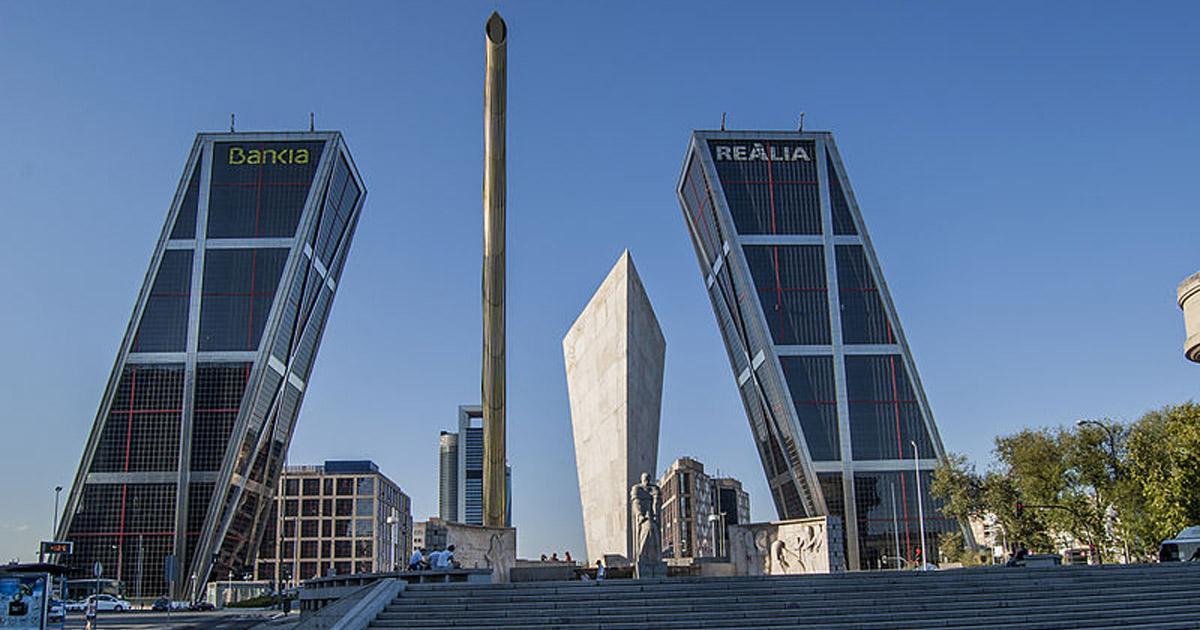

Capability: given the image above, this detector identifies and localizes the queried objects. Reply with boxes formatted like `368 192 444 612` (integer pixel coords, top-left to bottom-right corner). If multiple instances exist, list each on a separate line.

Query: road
60 610 284 629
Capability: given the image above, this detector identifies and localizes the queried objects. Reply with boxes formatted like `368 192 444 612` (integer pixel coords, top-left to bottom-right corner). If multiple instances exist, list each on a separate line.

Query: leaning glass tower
676 130 970 570
57 132 365 599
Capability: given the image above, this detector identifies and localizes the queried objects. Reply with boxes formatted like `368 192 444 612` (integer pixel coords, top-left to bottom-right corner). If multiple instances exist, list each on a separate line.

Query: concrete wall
727 516 846 575
444 522 516 583
564 251 665 564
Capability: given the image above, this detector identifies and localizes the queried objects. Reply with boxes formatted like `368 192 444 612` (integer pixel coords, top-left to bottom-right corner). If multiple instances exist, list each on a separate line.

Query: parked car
151 597 170 612
1160 526 1200 562
190 600 216 611
47 599 65 622
86 594 132 612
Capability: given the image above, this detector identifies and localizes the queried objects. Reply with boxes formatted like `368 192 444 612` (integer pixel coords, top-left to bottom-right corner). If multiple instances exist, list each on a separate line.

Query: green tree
1125 403 1200 550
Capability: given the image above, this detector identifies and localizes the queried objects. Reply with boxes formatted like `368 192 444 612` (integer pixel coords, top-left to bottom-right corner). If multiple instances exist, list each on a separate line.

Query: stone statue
629 473 666 578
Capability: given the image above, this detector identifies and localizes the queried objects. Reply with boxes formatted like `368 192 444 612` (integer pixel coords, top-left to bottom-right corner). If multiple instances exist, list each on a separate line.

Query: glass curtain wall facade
58 132 366 599
676 130 970 569
442 406 512 527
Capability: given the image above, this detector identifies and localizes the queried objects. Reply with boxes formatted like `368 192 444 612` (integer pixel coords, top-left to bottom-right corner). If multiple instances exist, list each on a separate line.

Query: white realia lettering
715 143 811 162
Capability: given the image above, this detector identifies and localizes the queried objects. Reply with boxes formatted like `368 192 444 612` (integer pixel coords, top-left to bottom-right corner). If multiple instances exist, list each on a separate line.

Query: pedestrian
408 547 425 571
550 552 559 562
445 545 458 569
595 559 605 581
1005 543 1029 567
540 554 547 562
84 597 97 630
564 551 573 564
428 548 445 570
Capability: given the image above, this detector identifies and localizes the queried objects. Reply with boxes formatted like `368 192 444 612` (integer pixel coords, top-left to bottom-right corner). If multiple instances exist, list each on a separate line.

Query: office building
564 252 665 563
437 406 511 526
412 518 448 554
254 460 410 583
659 457 749 560
675 129 970 569
58 132 366 598
437 432 460 522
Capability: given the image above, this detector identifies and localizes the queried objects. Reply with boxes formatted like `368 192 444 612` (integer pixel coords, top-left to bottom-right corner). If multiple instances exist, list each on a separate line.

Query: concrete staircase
369 563 1200 629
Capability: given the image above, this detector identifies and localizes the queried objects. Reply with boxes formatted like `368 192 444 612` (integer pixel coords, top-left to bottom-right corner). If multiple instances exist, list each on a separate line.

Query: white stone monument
564 251 665 564
727 516 846 576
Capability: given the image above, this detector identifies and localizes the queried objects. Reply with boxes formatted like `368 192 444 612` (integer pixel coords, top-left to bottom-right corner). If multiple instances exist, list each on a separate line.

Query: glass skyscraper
676 130 970 570
438 406 511 527
57 131 365 599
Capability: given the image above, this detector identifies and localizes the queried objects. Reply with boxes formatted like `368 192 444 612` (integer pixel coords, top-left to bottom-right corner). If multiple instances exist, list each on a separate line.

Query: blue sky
1 2 1197 562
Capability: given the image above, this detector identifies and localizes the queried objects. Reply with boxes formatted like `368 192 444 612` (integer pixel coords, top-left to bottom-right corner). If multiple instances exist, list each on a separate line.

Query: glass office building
57 132 366 599
676 130 970 569
438 406 511 527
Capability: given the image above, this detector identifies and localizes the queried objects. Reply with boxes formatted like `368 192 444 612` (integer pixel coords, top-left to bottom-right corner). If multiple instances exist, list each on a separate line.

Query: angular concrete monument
564 251 666 563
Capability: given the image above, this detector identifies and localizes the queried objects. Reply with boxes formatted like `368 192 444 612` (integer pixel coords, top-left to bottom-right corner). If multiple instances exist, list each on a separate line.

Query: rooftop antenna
309 112 315 132
797 112 805 132
721 112 726 131
230 113 235 133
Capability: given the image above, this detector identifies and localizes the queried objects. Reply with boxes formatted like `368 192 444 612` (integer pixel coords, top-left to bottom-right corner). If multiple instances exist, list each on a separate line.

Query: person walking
84 597 97 630
595 559 605 581
564 551 573 564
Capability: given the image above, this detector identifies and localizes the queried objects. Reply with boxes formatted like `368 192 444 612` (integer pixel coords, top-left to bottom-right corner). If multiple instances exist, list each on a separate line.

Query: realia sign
714 143 811 162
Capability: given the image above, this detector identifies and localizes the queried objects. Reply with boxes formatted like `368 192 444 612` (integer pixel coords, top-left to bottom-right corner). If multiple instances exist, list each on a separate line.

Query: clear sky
1 1 1197 563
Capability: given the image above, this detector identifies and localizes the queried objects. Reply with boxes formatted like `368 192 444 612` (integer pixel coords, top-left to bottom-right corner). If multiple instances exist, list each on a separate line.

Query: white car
1160 525 1200 562
79 594 132 612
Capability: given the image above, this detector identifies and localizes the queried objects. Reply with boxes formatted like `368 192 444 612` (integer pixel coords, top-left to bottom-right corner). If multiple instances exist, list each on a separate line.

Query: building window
356 478 374 496
336 479 354 495
355 519 373 537
281 541 295 559
335 519 351 537
336 499 353 516
321 519 333 537
356 540 373 558
323 479 334 495
301 519 319 538
302 499 320 517
321 541 332 558
303 479 320 496
284 499 298 517
282 520 296 538
335 540 352 558
356 498 373 517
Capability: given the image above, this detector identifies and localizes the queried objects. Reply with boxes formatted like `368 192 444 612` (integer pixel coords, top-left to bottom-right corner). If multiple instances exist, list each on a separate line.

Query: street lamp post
386 514 399 572
911 441 927 571
52 486 63 538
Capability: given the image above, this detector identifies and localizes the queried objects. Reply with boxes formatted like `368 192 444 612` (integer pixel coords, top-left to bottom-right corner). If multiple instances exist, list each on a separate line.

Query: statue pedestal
634 559 666 579
444 522 517 583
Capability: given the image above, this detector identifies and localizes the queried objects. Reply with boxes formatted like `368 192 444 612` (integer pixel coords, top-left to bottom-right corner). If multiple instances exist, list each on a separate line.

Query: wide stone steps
376 584 1196 620
369 563 1200 629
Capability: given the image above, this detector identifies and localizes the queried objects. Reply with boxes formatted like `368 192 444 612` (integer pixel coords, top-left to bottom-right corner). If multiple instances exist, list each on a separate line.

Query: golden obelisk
482 11 508 528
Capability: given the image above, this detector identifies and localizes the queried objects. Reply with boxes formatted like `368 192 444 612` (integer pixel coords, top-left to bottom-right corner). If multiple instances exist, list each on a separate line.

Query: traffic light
1015 501 1025 518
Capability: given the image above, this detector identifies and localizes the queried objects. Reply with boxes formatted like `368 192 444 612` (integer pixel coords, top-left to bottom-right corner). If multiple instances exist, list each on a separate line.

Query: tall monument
482 11 508 528
564 252 665 562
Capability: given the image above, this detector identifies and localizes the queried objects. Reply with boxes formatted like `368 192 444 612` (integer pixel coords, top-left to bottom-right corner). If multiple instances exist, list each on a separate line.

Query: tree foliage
931 403 1200 561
